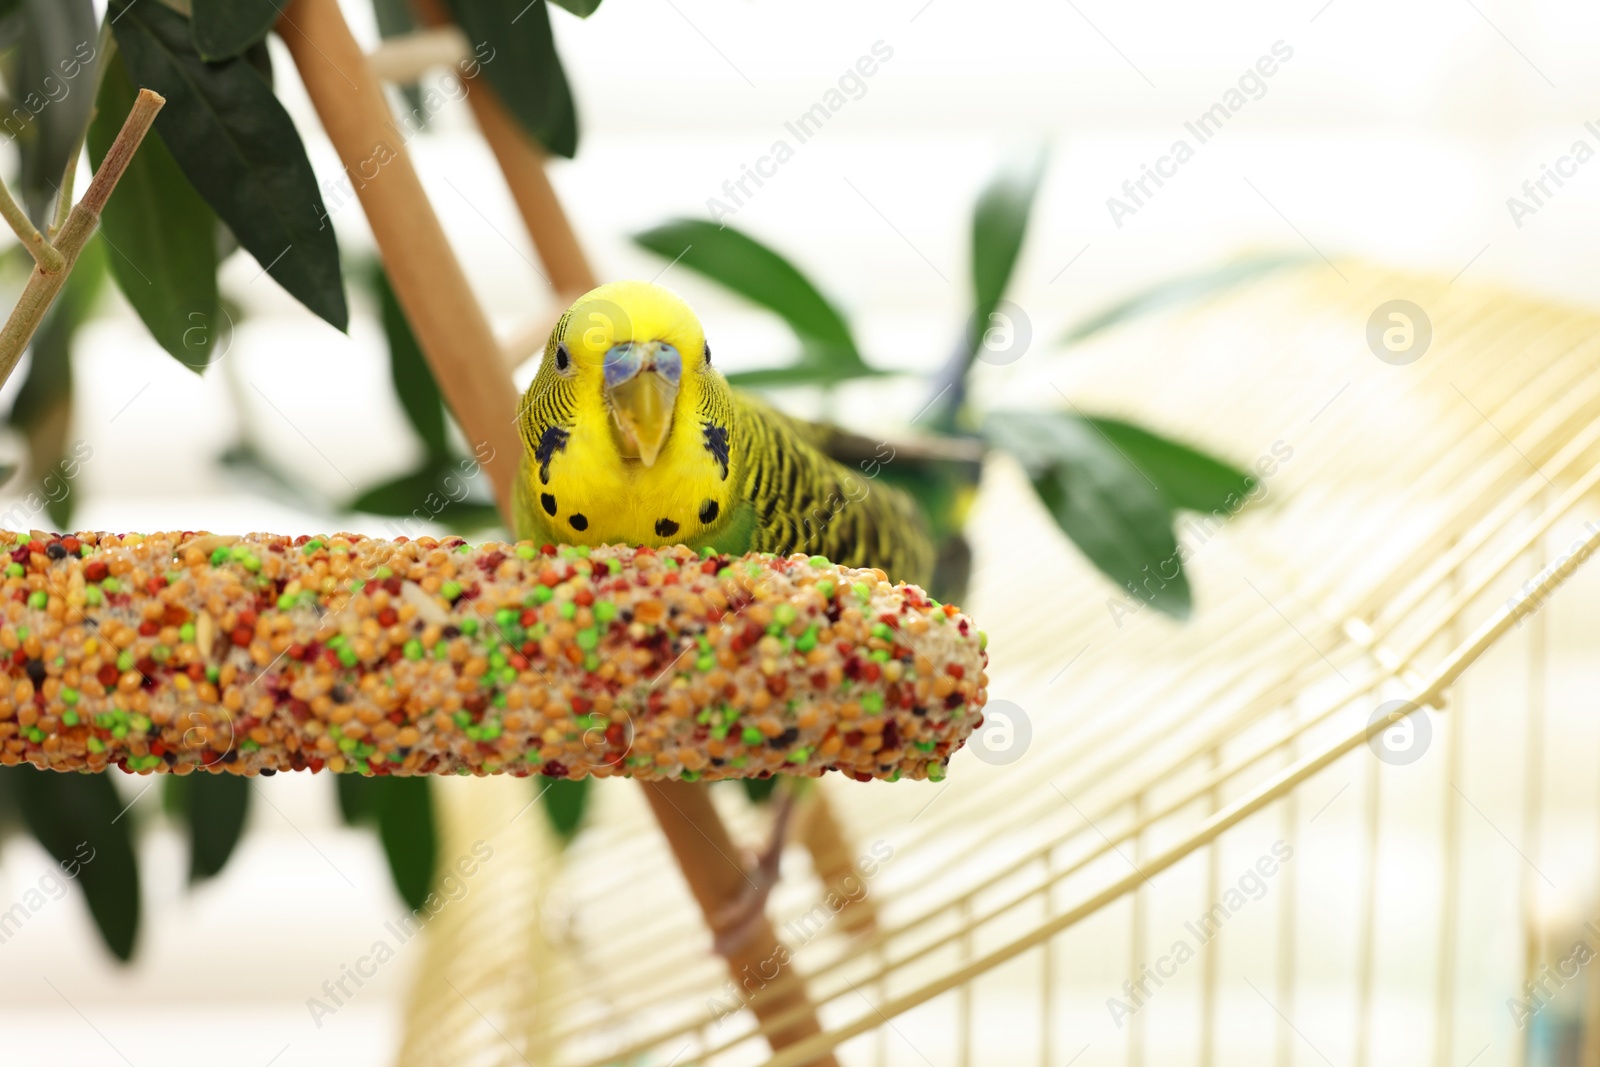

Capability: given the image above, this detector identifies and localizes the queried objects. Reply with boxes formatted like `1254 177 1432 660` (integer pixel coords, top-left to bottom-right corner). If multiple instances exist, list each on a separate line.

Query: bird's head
531 281 712 468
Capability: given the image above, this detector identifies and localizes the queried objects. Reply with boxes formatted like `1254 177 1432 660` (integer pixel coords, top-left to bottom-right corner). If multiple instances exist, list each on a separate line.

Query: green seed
742 727 764 746
576 627 599 650
861 692 883 714
594 600 617 624
516 545 536 560
27 590 45 609
441 580 462 600
404 639 423 660
84 586 102 606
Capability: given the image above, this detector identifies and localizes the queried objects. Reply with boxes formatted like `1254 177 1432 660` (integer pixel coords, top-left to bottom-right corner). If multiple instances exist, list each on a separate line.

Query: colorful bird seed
0 532 987 782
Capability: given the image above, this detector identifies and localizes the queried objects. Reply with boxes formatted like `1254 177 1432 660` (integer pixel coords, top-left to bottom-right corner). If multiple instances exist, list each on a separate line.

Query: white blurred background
0 0 1596 1063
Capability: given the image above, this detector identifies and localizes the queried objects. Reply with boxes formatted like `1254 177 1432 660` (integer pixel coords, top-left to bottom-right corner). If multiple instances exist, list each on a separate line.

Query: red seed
574 588 593 607
83 560 108 583
138 620 159 637
377 607 398 627
97 664 118 688
231 626 252 647
946 663 965 680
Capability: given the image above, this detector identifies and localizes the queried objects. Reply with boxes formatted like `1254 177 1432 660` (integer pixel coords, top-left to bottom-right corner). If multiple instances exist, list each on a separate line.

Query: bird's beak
604 341 682 468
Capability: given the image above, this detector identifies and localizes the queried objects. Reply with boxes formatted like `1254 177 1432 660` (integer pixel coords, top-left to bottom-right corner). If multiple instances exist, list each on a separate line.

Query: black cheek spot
569 514 588 531
541 493 557 516
699 499 719 524
655 518 679 538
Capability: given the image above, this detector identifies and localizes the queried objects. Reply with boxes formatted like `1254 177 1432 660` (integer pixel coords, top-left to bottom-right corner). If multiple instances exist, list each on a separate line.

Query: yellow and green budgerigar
512 281 934 586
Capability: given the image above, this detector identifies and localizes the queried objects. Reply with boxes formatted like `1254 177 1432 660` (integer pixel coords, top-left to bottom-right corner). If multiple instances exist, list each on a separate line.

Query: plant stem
0 88 165 390
0 182 64 273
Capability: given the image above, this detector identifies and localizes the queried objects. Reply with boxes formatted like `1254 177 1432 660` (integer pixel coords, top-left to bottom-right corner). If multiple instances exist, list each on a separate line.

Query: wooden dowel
413 0 596 297
796 786 878 935
642 781 838 1062
282 3 835 1059
277 0 521 518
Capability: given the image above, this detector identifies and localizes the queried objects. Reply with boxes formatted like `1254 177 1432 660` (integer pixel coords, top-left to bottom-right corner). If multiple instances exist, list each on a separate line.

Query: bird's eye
703 342 711 367
554 343 571 373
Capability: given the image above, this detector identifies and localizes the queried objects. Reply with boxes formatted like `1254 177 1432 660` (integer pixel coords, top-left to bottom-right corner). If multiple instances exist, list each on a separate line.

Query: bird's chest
533 420 735 548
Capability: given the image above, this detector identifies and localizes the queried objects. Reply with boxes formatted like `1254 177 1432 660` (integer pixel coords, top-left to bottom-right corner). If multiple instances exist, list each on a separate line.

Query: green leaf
89 49 220 372
375 777 435 911
633 219 879 386
444 0 577 157
925 148 1046 429
334 772 370 825
189 0 277 60
11 766 141 961
972 146 1046 323
371 0 417 38
110 0 348 332
1060 253 1308 347
13 0 99 224
164 772 251 882
739 776 779 805
373 264 449 459
985 410 1190 618
540 776 588 843
347 462 483 521
1080 417 1255 514
334 775 436 910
